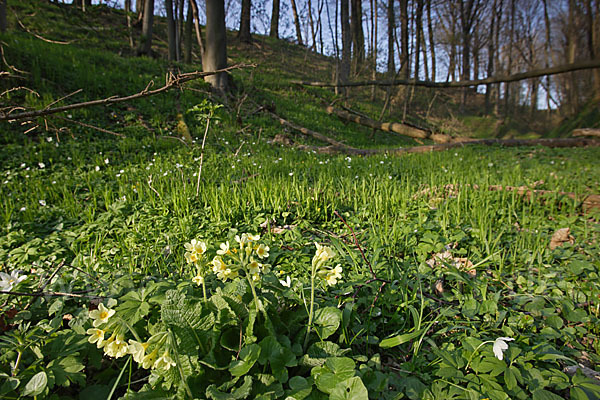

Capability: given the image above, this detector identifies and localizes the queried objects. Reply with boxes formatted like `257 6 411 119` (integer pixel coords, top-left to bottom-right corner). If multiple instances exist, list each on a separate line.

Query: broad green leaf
504 366 517 390
22 371 47 397
532 389 564 400
329 377 368 400
286 376 312 400
229 344 261 377
206 376 253 400
313 307 342 340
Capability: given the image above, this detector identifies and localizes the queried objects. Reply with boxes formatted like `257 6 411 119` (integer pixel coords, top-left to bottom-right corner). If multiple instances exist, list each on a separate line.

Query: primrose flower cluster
86 302 175 372
212 233 270 282
312 243 343 286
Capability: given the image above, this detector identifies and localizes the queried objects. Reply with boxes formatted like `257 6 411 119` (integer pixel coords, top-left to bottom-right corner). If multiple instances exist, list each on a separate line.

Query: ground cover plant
1 1 600 399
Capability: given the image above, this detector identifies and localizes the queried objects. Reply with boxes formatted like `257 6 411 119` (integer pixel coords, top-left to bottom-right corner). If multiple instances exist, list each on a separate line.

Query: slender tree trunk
351 0 365 73
341 0 352 91
504 0 515 116
414 0 424 80
238 0 252 43
427 0 435 81
270 0 280 38
136 0 145 24
421 23 429 81
177 0 184 61
291 0 303 45
189 0 205 57
165 0 177 61
0 0 5 34
387 0 395 75
184 0 193 63
400 0 409 79
485 0 498 114
371 0 378 100
138 0 154 56
308 0 317 50
204 0 228 93
542 0 553 116
125 0 134 48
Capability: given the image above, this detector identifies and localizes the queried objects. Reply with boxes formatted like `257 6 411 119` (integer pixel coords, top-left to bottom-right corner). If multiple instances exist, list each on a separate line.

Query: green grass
0 1 599 399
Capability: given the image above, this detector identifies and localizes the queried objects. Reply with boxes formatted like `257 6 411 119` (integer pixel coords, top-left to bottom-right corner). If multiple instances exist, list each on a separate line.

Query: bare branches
0 64 253 122
292 59 600 88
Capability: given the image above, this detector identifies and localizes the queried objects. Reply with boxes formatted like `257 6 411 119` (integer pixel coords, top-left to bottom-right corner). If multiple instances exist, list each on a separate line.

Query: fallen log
292 59 600 88
268 111 351 149
325 106 464 144
572 128 600 138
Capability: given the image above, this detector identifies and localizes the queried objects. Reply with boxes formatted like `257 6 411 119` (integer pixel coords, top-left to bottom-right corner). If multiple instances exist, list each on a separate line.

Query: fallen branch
1 64 252 122
293 59 600 88
572 128 600 138
325 106 463 143
273 132 600 157
268 111 351 149
0 289 99 298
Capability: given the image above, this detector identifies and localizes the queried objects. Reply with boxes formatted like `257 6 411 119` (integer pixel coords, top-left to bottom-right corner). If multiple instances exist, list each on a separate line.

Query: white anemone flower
493 337 514 360
0 271 27 291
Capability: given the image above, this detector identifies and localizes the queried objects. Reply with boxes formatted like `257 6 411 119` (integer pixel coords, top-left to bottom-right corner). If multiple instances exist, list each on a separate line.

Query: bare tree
386 0 395 75
165 0 177 61
340 0 352 90
137 0 155 56
270 0 280 38
427 0 436 81
204 0 228 93
350 0 365 72
0 0 7 33
399 0 409 79
238 0 252 43
184 1 193 63
291 0 303 45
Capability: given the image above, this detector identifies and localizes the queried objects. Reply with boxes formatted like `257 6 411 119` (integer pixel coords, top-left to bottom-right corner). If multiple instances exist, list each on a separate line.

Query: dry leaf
549 227 574 250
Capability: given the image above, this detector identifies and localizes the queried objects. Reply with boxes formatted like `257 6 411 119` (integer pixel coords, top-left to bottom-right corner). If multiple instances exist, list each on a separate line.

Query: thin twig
44 89 83 110
54 116 125 138
14 12 74 45
147 175 161 198
0 289 99 298
0 86 39 98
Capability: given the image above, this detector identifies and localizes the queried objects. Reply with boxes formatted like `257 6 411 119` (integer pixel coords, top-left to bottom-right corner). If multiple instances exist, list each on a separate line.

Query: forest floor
0 1 599 399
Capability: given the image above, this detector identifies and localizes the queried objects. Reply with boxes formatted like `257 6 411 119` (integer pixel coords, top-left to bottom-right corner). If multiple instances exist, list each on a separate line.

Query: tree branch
292 59 600 88
1 64 253 122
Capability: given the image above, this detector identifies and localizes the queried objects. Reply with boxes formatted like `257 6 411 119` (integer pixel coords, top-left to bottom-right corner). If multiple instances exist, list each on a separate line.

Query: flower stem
201 280 207 301
247 274 260 313
304 265 316 350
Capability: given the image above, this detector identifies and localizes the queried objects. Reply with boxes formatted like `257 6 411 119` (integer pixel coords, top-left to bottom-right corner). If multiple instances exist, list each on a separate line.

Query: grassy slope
0 2 600 398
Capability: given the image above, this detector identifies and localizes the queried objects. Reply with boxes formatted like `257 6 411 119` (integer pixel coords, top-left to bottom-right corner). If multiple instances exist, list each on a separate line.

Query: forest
0 0 599 399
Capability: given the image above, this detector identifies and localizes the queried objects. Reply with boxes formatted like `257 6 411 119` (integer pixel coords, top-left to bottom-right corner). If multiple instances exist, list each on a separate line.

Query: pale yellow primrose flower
216 241 230 255
255 243 270 259
86 328 105 348
314 243 335 263
192 275 204 286
235 234 248 245
105 335 128 358
247 233 260 242
325 264 343 286
154 351 176 371
128 340 149 363
142 348 159 369
212 256 227 273
218 268 238 281
184 251 198 264
184 239 207 255
248 260 261 275
89 303 116 327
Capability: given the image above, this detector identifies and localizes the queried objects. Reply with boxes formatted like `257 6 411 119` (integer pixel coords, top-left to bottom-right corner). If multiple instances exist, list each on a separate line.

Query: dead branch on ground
572 128 600 138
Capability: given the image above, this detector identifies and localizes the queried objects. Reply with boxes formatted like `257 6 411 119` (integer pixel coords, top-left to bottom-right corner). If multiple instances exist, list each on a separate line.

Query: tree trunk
504 0 515 116
125 0 134 48
386 0 395 75
371 0 377 100
427 0 435 81
204 0 228 93
177 0 184 61
414 0 424 80
485 0 498 114
136 0 145 24
351 0 365 73
238 0 252 43
0 0 7 33
399 0 409 79
165 0 177 61
291 0 303 45
340 0 352 91
308 0 317 50
189 0 205 57
270 0 280 38
138 0 154 56
184 1 193 63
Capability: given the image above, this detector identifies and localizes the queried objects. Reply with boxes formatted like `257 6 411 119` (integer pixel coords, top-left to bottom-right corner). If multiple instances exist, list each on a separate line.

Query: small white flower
104 158 109 164
20 163 26 168
39 199 46 206
493 337 514 361
46 137 53 142
95 166 100 171
289 172 294 176
19 207 26 212
38 162 45 169
0 271 28 291
279 276 292 287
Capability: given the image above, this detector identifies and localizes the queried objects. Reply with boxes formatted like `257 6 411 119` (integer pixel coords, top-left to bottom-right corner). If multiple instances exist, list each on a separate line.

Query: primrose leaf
329 377 369 400
313 307 342 340
229 344 261 377
206 375 253 400
22 371 47 397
